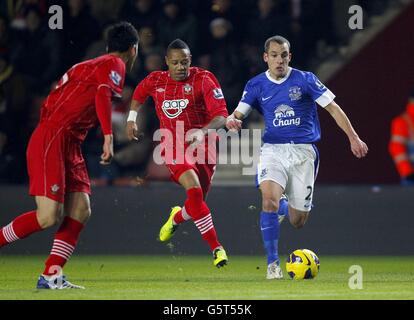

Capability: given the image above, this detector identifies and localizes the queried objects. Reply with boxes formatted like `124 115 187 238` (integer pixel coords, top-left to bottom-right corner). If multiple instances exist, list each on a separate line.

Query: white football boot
267 261 283 280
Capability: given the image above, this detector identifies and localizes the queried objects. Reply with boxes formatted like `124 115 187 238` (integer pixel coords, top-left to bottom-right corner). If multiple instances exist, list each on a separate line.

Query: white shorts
256 143 320 212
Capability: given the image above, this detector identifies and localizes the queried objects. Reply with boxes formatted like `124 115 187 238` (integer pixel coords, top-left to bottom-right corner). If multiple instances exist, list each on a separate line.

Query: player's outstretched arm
325 102 368 159
126 99 142 141
186 116 227 146
226 111 245 132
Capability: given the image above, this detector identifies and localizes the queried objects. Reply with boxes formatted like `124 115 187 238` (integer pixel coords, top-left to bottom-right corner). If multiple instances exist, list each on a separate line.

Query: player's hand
226 115 242 132
100 134 114 165
186 129 206 146
350 137 368 159
126 121 139 141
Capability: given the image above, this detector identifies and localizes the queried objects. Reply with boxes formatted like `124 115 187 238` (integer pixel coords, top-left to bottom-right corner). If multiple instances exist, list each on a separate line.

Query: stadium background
0 0 413 257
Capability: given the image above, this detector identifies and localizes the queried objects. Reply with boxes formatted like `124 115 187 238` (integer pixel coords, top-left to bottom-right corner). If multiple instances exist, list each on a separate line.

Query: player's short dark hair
106 21 139 53
264 35 291 53
166 39 191 54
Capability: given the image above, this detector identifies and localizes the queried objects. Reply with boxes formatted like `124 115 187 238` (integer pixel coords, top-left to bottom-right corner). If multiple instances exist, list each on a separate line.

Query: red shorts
167 162 217 195
26 123 91 203
164 141 217 195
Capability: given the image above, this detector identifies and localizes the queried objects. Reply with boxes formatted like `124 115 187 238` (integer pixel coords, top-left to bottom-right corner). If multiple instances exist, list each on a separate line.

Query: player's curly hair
106 21 139 53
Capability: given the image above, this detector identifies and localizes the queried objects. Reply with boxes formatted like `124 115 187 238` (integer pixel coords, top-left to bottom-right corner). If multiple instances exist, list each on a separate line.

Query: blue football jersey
236 68 336 144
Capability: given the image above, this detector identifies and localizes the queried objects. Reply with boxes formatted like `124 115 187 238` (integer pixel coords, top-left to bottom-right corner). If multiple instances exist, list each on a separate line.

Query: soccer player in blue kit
226 36 368 279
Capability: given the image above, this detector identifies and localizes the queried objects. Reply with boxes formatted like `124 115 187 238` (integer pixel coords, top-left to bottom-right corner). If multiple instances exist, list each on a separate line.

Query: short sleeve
306 72 336 108
132 74 152 105
201 72 229 118
96 57 125 98
235 80 260 116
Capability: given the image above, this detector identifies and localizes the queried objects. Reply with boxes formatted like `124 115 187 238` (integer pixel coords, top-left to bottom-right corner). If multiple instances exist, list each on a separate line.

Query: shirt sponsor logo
289 86 302 101
162 99 189 119
213 88 224 99
272 104 301 127
110 70 122 86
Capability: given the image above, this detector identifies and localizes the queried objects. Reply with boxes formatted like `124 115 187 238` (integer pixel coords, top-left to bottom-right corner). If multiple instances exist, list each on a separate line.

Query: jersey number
305 186 313 201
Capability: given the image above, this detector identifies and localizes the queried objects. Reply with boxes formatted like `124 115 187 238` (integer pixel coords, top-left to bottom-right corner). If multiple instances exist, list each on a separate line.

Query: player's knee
37 208 63 229
72 206 91 224
291 220 305 229
262 198 279 213
290 216 307 229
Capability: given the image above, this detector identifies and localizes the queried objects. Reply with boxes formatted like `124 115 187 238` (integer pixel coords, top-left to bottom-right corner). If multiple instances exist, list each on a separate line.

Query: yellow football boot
213 247 228 268
159 206 181 242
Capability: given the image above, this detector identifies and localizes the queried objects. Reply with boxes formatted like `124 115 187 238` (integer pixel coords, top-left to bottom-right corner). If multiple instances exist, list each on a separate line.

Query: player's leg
1 126 65 247
288 208 309 229
257 144 290 279
178 169 227 267
162 155 216 230
0 196 63 247
259 181 285 279
285 144 318 229
37 142 90 289
38 192 89 289
158 164 194 242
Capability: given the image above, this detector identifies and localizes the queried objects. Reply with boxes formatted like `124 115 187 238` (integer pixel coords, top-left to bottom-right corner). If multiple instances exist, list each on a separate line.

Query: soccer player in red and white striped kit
126 39 229 267
0 22 139 289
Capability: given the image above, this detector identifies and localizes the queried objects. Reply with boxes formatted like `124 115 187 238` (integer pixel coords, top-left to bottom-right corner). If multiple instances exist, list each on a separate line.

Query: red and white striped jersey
39 54 125 141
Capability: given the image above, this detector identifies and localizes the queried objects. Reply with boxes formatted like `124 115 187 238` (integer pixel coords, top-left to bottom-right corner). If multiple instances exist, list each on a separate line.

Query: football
286 249 320 280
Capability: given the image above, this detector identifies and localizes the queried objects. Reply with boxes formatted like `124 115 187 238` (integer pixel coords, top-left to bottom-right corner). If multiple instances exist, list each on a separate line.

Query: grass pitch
0 255 413 300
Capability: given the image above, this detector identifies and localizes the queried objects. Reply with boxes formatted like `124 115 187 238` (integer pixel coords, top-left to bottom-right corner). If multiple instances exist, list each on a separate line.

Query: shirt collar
265 67 293 84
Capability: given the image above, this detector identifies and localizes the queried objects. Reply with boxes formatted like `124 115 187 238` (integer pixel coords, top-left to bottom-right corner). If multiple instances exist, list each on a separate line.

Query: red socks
0 211 42 247
43 217 84 276
172 206 191 225
184 187 221 251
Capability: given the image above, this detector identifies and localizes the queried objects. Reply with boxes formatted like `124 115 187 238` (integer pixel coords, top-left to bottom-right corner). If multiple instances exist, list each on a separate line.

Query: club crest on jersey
110 71 122 86
273 104 301 127
183 84 193 95
213 88 224 99
51 184 60 194
162 99 189 119
289 86 302 101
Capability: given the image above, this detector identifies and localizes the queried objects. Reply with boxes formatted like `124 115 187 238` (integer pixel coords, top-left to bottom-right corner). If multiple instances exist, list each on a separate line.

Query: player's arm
226 82 257 132
126 99 143 141
324 101 368 159
127 76 151 141
226 110 246 132
187 73 229 146
95 85 114 165
186 115 227 146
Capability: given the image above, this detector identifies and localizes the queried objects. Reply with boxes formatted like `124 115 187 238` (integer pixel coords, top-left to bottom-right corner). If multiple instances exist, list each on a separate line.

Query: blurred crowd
0 0 394 184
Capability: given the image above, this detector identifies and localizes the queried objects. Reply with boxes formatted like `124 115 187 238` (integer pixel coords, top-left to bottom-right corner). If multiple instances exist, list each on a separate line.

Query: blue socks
278 197 289 220
260 212 279 265
260 197 289 265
